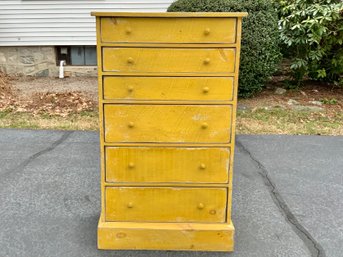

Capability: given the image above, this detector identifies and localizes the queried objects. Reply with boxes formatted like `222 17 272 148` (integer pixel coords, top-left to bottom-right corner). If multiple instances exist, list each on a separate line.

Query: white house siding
0 0 174 46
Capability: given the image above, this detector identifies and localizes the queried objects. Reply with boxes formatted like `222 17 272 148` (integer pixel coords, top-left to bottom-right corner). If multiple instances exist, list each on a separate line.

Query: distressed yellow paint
103 48 236 73
105 147 230 183
92 11 247 252
103 76 234 101
103 104 232 143
92 12 247 17
105 187 227 222
101 17 236 43
98 221 234 251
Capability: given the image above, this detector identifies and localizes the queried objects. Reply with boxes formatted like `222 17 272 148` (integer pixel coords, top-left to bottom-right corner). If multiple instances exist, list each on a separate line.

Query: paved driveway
0 129 342 257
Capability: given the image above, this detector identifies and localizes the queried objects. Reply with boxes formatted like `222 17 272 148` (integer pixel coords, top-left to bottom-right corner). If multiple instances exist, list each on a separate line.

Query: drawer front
105 147 230 183
103 76 234 101
103 104 232 143
101 17 236 43
103 48 235 73
105 187 227 222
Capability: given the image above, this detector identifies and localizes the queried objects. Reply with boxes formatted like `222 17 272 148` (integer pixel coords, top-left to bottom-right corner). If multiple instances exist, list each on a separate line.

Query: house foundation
0 46 97 77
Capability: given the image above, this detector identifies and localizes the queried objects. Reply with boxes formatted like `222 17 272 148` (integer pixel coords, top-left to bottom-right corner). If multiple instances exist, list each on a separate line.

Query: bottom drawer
105 187 227 223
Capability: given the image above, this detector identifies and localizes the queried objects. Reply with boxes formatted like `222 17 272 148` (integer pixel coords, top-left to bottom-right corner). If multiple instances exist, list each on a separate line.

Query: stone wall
0 46 97 77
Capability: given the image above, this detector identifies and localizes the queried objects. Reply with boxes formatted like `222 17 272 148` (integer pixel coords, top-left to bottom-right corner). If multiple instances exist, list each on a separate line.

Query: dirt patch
237 79 343 135
13 76 98 102
17 92 96 116
0 72 17 111
239 80 343 118
0 74 97 116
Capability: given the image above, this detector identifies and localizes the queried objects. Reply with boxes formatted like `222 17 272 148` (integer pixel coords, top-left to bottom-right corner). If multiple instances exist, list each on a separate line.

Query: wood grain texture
105 187 227 222
98 220 234 251
101 17 236 43
103 104 232 143
100 43 238 48
103 182 230 188
95 12 246 252
100 71 236 77
103 47 236 73
103 76 234 101
105 147 230 183
102 142 232 147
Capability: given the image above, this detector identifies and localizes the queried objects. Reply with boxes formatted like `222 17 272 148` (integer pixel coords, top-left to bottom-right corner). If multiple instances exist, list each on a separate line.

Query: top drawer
100 17 237 44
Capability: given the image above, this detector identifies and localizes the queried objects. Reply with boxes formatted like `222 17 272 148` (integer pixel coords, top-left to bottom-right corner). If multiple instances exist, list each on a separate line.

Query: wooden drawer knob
127 57 134 64
199 163 206 169
201 122 208 129
128 162 135 169
128 122 135 128
202 87 209 93
127 202 134 208
198 203 205 209
209 209 217 215
203 58 210 65
126 27 132 34
127 85 134 92
204 28 211 35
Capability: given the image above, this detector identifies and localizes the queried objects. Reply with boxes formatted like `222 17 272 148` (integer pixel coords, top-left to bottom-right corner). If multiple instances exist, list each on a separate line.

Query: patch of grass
320 98 338 105
237 108 343 135
0 111 99 131
0 110 11 119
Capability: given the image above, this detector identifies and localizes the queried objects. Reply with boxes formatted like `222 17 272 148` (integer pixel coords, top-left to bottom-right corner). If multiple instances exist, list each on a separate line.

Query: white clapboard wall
0 0 174 46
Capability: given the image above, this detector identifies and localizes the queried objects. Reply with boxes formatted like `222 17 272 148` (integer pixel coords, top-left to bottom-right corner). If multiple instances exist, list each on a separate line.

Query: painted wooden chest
91 12 247 251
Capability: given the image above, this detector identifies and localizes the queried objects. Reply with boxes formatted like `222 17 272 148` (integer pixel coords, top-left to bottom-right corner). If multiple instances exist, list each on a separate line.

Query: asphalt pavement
0 129 342 257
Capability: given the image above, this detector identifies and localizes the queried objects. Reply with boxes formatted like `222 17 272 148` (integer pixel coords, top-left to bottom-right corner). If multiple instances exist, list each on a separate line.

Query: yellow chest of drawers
92 11 247 252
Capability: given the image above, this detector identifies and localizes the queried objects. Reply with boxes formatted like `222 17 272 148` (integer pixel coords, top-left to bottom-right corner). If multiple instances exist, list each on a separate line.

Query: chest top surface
91 12 248 17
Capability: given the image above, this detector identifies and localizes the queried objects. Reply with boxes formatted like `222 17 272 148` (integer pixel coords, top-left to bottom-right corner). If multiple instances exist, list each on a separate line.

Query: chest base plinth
98 217 235 251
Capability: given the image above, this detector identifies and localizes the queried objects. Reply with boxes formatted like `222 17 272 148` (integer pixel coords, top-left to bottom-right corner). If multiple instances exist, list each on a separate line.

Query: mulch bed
240 78 343 118
0 73 96 116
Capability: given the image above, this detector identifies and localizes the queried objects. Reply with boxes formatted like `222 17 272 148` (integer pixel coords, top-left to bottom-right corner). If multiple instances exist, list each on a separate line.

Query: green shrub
168 0 281 98
279 0 343 86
